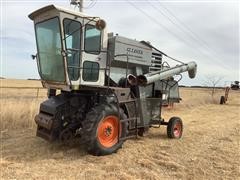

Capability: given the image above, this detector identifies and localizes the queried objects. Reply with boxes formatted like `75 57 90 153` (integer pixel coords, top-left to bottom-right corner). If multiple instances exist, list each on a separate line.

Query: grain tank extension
29 5 197 156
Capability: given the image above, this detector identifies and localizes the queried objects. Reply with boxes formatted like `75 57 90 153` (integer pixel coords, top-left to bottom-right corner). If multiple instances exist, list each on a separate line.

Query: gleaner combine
29 3 197 155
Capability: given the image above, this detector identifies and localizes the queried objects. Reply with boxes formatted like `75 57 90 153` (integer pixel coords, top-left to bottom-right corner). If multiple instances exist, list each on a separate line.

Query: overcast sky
0 0 239 86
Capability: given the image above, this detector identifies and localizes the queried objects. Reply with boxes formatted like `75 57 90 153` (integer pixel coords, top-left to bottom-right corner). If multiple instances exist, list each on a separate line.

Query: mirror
95 19 106 30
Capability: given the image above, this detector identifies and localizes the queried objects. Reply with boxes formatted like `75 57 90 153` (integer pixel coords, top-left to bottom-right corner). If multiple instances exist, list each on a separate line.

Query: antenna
70 0 83 12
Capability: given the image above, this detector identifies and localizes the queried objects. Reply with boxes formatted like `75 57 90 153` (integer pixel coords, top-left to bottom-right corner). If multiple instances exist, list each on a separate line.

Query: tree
203 75 223 97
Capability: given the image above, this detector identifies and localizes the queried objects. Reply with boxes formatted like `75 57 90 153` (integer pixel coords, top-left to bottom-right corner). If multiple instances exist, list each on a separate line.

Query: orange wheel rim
97 115 121 148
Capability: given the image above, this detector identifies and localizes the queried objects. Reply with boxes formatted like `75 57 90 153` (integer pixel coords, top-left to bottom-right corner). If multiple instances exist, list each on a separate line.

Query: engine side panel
108 35 152 67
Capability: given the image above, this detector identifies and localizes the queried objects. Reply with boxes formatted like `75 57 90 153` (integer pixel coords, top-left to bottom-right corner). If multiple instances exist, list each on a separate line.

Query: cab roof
28 4 96 20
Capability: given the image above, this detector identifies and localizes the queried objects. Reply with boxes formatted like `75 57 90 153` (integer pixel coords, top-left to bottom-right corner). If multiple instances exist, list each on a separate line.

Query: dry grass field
0 79 239 179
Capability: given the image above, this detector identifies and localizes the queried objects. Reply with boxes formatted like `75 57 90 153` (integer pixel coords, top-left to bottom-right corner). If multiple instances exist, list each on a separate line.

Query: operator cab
29 5 107 91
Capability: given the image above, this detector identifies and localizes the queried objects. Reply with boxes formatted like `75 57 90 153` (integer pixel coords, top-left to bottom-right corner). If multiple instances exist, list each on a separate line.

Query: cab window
83 61 99 82
63 18 81 81
84 24 101 54
35 17 65 82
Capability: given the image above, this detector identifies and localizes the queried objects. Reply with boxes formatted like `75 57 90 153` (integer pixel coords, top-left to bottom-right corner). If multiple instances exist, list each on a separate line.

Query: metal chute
137 61 197 86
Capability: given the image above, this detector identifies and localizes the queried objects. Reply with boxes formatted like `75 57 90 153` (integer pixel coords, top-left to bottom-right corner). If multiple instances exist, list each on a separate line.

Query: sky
0 0 239 86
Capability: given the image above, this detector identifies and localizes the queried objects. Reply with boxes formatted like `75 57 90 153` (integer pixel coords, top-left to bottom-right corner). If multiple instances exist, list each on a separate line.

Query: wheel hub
97 115 121 148
104 126 113 137
173 123 181 137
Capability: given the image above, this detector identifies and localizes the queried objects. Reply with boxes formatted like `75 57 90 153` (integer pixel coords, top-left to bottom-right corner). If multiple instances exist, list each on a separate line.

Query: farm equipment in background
29 4 197 156
220 81 239 104
220 87 230 104
231 81 239 90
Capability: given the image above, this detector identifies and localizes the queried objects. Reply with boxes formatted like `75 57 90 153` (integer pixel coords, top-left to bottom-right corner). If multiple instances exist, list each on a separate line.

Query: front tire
81 104 128 156
167 117 183 139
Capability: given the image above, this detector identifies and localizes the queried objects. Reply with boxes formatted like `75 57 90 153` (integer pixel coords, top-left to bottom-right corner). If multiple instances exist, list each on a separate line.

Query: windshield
35 17 65 82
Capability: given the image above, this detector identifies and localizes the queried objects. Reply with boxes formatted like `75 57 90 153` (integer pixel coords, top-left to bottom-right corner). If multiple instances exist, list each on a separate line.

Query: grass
1 79 239 180
0 79 226 131
0 79 46 131
0 98 44 131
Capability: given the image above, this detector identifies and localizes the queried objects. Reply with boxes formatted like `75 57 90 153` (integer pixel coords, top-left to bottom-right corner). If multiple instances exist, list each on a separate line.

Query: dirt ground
1 80 240 179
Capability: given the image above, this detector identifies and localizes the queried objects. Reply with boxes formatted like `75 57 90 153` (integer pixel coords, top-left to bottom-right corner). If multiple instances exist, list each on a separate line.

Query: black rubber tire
167 117 183 139
220 96 225 104
81 104 128 156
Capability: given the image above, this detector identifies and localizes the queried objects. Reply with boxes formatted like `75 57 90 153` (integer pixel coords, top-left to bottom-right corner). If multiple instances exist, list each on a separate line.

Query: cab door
80 21 106 86
62 18 82 85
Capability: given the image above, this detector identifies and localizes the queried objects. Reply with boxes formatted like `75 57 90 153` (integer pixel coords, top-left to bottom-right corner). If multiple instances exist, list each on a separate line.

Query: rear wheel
82 104 128 156
220 96 225 104
167 117 183 139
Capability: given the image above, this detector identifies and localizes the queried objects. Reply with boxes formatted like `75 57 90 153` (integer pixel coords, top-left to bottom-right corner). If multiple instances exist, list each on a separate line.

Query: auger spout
137 61 197 86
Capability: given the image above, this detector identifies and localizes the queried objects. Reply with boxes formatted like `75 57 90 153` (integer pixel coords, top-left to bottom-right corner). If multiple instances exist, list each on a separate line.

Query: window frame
82 61 100 82
34 16 66 83
84 24 102 55
63 18 82 81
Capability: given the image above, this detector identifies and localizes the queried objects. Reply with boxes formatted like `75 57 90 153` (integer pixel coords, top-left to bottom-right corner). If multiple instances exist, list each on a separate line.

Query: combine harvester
29 2 197 155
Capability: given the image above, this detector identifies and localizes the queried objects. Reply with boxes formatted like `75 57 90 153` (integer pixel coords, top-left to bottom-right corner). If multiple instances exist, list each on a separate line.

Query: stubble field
0 79 239 179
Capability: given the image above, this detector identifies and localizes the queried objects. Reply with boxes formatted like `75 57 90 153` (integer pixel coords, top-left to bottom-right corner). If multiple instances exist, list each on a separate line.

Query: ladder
118 98 139 141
